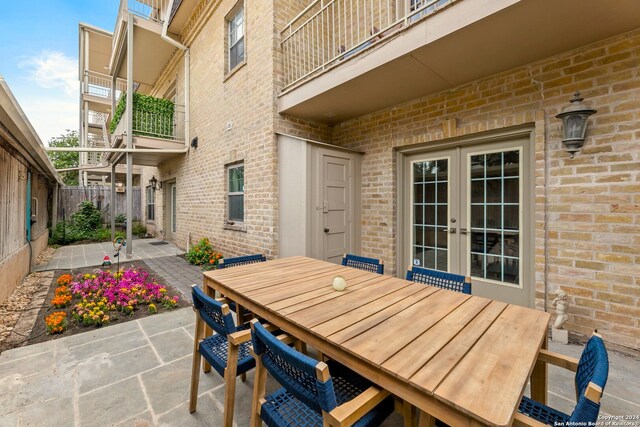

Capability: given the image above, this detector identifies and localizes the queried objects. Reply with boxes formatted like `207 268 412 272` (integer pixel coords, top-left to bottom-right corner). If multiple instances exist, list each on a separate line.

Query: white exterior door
321 152 352 264
404 137 532 307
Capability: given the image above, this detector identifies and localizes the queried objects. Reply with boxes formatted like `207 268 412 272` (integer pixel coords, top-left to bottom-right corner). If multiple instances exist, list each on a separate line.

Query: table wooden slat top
203 256 550 427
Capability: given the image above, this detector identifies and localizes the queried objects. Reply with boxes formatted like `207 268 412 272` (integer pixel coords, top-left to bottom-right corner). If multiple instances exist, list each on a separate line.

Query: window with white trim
227 5 245 72
227 163 244 223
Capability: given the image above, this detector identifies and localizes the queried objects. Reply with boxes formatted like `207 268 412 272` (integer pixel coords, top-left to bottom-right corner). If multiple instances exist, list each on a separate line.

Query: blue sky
0 0 119 144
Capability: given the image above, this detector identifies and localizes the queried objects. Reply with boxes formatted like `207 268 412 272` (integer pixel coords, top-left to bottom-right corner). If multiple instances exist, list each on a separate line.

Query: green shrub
50 220 91 245
49 201 105 245
186 238 223 269
92 228 112 242
132 222 147 237
114 213 126 223
72 201 103 232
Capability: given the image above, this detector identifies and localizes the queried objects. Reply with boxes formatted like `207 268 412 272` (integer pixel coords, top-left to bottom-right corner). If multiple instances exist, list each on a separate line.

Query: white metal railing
111 104 185 145
112 0 171 63
118 0 170 23
83 71 127 100
281 0 452 88
84 111 111 165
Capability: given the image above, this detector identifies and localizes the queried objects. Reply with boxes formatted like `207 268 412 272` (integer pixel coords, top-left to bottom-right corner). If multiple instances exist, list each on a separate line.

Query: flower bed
42 265 183 336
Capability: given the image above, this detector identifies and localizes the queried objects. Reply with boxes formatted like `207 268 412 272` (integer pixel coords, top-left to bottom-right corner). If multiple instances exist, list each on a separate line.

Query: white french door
405 137 533 306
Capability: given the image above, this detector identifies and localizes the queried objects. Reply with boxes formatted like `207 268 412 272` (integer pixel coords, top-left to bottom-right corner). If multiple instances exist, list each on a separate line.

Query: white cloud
19 96 78 145
20 50 77 95
14 51 79 144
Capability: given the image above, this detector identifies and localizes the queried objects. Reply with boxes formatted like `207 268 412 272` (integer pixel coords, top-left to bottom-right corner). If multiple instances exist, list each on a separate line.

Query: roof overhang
0 76 62 184
279 0 640 123
78 23 114 79
109 14 177 92
166 0 199 37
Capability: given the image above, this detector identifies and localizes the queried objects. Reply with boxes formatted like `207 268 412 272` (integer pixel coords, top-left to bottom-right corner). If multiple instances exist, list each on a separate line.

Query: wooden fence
57 186 142 223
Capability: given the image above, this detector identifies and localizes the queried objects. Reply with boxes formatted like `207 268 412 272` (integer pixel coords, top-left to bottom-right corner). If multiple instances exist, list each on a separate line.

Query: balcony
81 71 127 112
279 0 640 123
108 94 186 166
110 0 178 92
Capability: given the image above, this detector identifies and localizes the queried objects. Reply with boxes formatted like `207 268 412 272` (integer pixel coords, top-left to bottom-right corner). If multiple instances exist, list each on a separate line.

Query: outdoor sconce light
556 91 597 158
149 175 162 191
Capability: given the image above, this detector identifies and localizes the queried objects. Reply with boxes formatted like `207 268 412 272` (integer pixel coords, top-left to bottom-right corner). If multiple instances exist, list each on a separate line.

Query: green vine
109 93 175 138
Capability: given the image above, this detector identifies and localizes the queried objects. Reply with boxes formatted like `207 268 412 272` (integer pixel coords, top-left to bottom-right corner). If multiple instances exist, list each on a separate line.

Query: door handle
442 228 456 234
324 228 330 233
460 228 469 235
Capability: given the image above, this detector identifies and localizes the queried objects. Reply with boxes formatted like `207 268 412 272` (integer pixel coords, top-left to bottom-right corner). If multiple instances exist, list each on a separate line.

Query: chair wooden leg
202 286 214 374
235 305 244 325
250 357 268 427
241 372 247 382
417 410 435 427
293 339 307 355
223 343 239 427
189 318 203 413
403 401 414 427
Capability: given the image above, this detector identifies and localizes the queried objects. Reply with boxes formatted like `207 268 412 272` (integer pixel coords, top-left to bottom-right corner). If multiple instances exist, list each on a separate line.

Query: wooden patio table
202 256 550 427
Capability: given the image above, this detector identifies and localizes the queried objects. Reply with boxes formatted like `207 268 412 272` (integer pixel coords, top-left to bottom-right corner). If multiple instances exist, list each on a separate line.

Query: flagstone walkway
4 240 638 426
34 239 184 271
1 306 638 427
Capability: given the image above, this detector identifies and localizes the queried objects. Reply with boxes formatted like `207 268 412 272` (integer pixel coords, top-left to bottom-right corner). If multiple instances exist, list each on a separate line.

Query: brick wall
330 29 640 351
148 0 282 259
145 0 638 351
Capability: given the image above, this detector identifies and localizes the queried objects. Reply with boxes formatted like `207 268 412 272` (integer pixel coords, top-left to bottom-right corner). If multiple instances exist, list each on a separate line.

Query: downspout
25 171 33 272
161 3 189 149
26 171 32 241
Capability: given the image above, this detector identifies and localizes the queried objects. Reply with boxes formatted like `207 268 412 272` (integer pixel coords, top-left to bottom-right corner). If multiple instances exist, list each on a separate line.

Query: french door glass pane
412 159 448 271
469 150 520 285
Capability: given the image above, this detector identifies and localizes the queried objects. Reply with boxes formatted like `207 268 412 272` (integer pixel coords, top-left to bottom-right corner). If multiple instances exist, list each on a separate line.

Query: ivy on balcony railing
109 93 175 138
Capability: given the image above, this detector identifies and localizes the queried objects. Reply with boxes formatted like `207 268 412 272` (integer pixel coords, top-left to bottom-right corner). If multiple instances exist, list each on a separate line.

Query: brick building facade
104 0 639 351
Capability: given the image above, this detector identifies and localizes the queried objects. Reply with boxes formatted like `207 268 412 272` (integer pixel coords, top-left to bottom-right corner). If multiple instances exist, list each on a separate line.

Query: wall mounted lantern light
555 91 597 158
149 175 162 191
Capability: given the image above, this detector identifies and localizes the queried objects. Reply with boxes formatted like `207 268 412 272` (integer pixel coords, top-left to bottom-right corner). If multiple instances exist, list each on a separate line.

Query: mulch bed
27 260 188 345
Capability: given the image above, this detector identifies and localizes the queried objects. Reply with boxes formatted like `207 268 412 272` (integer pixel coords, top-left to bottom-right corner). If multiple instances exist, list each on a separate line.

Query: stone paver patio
34 239 185 271
1 307 638 427
4 242 638 426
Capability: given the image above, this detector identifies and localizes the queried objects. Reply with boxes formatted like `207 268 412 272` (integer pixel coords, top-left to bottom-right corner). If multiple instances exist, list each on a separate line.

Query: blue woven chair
516 333 609 426
219 254 266 319
249 319 395 427
342 254 384 274
219 253 267 269
189 285 256 427
406 266 471 294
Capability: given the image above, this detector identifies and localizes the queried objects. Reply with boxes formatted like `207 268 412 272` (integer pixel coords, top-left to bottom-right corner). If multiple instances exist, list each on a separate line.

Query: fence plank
57 186 141 224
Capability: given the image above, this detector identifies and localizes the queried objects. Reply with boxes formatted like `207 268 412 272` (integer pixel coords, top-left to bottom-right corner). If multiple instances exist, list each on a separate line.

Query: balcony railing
111 104 185 144
84 112 110 165
86 133 108 165
281 0 452 88
87 111 109 127
83 71 127 101
117 0 171 24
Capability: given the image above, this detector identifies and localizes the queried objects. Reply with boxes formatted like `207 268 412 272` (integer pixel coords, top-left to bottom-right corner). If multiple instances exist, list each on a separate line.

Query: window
227 163 244 223
146 186 155 221
227 5 245 71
